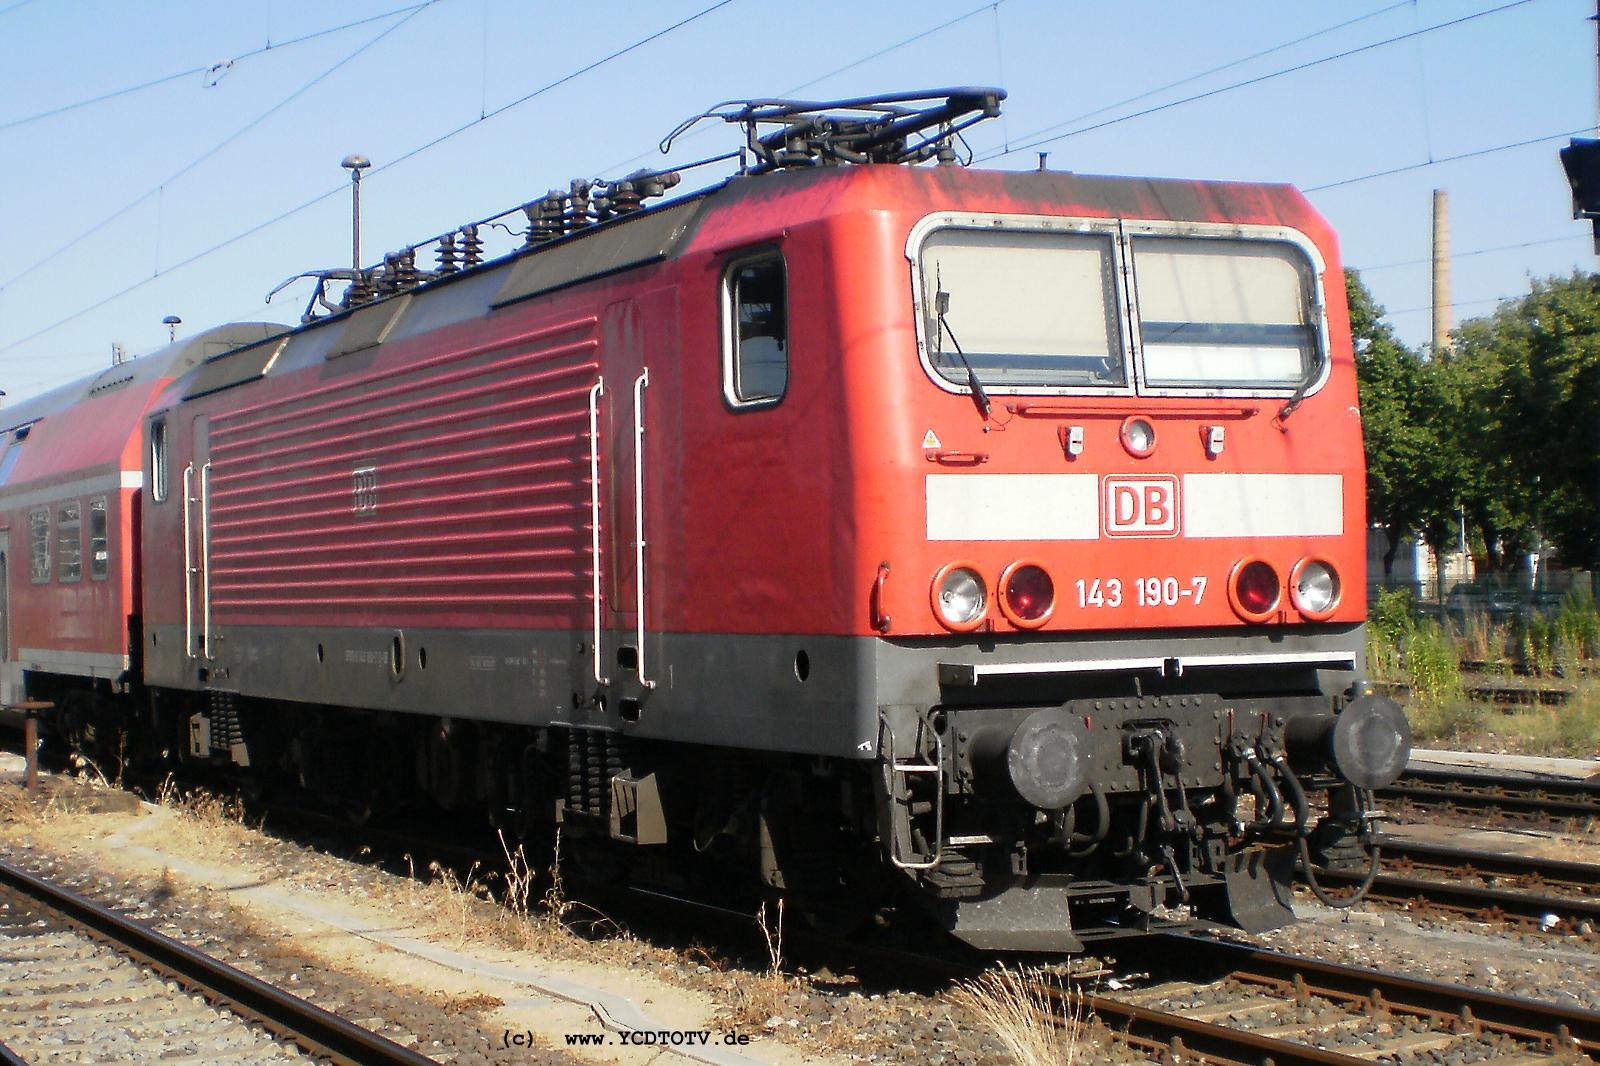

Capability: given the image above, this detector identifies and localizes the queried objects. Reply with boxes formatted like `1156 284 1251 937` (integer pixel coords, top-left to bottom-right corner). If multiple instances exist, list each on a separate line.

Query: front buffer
877 664 1410 952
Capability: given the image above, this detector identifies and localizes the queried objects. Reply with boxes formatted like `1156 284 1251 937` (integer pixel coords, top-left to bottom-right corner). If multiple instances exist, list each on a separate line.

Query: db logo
1103 475 1180 538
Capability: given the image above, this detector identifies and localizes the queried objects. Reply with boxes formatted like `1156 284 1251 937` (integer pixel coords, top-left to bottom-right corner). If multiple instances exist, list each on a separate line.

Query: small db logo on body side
1103 475 1179 538
352 465 379 515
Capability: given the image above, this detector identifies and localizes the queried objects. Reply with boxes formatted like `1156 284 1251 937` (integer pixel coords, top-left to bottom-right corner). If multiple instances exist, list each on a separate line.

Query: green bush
1404 619 1463 706
1512 611 1557 674
1556 588 1600 661
1369 587 1417 645
1408 699 1491 744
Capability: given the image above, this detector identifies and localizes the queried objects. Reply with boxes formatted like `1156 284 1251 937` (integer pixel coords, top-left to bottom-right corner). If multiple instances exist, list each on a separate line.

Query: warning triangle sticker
922 429 942 449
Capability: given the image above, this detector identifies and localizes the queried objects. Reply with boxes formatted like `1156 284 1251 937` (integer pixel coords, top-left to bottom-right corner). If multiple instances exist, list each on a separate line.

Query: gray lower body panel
140 621 1364 760
144 622 880 759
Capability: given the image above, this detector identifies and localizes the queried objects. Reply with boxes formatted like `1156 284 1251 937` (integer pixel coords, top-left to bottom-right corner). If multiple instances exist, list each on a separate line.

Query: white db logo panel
1103 475 1180 538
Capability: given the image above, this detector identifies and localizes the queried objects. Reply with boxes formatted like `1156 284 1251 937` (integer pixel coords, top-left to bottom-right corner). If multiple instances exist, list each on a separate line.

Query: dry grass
946 965 1093 1066
131 776 260 864
724 899 805 1028
0 785 48 826
394 830 626 956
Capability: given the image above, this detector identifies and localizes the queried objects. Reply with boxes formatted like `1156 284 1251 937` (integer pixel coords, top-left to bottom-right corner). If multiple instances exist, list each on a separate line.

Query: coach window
27 507 49 584
89 496 109 580
723 253 788 407
150 418 168 503
57 501 82 583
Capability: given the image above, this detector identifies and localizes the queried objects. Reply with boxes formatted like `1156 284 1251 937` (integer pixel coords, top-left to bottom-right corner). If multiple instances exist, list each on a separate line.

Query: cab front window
911 214 1326 399
1131 235 1317 390
918 227 1125 390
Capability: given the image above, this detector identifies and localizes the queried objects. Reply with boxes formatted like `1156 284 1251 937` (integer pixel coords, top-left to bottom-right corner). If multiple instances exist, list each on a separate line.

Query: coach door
183 417 213 662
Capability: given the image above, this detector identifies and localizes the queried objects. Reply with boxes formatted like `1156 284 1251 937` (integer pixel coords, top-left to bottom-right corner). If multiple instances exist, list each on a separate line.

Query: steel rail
1155 933 1600 1057
1378 836 1600 889
1062 987 1371 1066
1377 767 1600 821
0 857 436 1066
1306 840 1600 933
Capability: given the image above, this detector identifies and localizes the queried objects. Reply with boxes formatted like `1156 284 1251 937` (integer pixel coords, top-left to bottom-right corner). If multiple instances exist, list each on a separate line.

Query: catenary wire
0 0 38 17
976 0 1538 161
0 0 738 363
1354 233 1588 273
0 3 430 134
986 0 1411 157
1303 126 1590 191
0 2 439 294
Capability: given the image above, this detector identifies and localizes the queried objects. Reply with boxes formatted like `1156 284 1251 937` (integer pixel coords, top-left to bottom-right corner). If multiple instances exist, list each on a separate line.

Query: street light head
341 153 371 172
162 315 182 326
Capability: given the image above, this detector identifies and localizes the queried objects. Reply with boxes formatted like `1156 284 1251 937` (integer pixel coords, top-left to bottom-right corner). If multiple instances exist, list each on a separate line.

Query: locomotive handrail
201 462 214 662
632 369 655 690
883 716 944 871
182 463 195 659
588 378 608 687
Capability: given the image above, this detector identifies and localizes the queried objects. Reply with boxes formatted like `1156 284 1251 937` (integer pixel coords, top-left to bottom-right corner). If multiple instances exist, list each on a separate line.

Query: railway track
1297 837 1600 936
1088 932 1600 1064
0 856 436 1066
1376 766 1600 823
824 924 1600 1065
13 757 1599 1065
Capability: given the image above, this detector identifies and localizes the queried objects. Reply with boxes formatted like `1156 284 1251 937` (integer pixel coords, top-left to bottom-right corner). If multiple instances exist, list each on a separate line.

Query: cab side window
150 418 169 503
723 253 788 408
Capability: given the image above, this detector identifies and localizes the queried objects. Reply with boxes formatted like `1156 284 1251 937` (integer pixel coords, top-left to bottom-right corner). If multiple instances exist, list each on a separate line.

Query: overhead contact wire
987 0 1411 158
1303 126 1590 191
0 2 438 294
979 0 1538 160
0 0 738 363
0 2 431 133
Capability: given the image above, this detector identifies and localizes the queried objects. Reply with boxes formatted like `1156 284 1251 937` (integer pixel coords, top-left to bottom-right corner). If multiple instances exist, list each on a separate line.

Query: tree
1453 272 1600 568
1348 271 1464 575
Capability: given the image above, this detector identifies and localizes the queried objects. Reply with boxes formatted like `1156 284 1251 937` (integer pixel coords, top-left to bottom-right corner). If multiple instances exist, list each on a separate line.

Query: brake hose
1285 771 1382 910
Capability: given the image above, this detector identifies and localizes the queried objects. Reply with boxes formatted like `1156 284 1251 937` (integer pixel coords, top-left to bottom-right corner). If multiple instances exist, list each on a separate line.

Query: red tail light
1229 559 1281 622
1000 562 1054 627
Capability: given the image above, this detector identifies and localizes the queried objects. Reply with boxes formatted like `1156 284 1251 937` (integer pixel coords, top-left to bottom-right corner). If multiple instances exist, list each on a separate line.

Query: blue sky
0 0 1590 401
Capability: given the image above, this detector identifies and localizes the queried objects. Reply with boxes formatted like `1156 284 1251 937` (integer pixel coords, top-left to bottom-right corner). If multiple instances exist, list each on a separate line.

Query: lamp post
341 154 372 272
162 315 181 344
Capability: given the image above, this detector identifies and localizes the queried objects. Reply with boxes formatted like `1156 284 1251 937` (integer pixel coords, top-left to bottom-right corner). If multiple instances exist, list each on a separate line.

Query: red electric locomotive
3 90 1408 950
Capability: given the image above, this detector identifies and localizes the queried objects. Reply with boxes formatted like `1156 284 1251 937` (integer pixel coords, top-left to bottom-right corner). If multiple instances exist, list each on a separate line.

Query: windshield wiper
1277 345 1326 423
1278 298 1324 423
933 274 991 419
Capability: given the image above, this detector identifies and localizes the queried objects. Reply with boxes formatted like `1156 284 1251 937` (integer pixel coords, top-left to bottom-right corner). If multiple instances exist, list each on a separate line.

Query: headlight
1291 558 1341 619
932 563 987 631
1120 416 1156 458
1229 558 1281 622
1000 562 1054 627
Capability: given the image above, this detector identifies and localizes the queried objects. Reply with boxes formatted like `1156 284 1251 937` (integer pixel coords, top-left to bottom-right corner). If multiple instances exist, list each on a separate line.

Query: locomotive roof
1 322 287 434
115 163 1331 418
